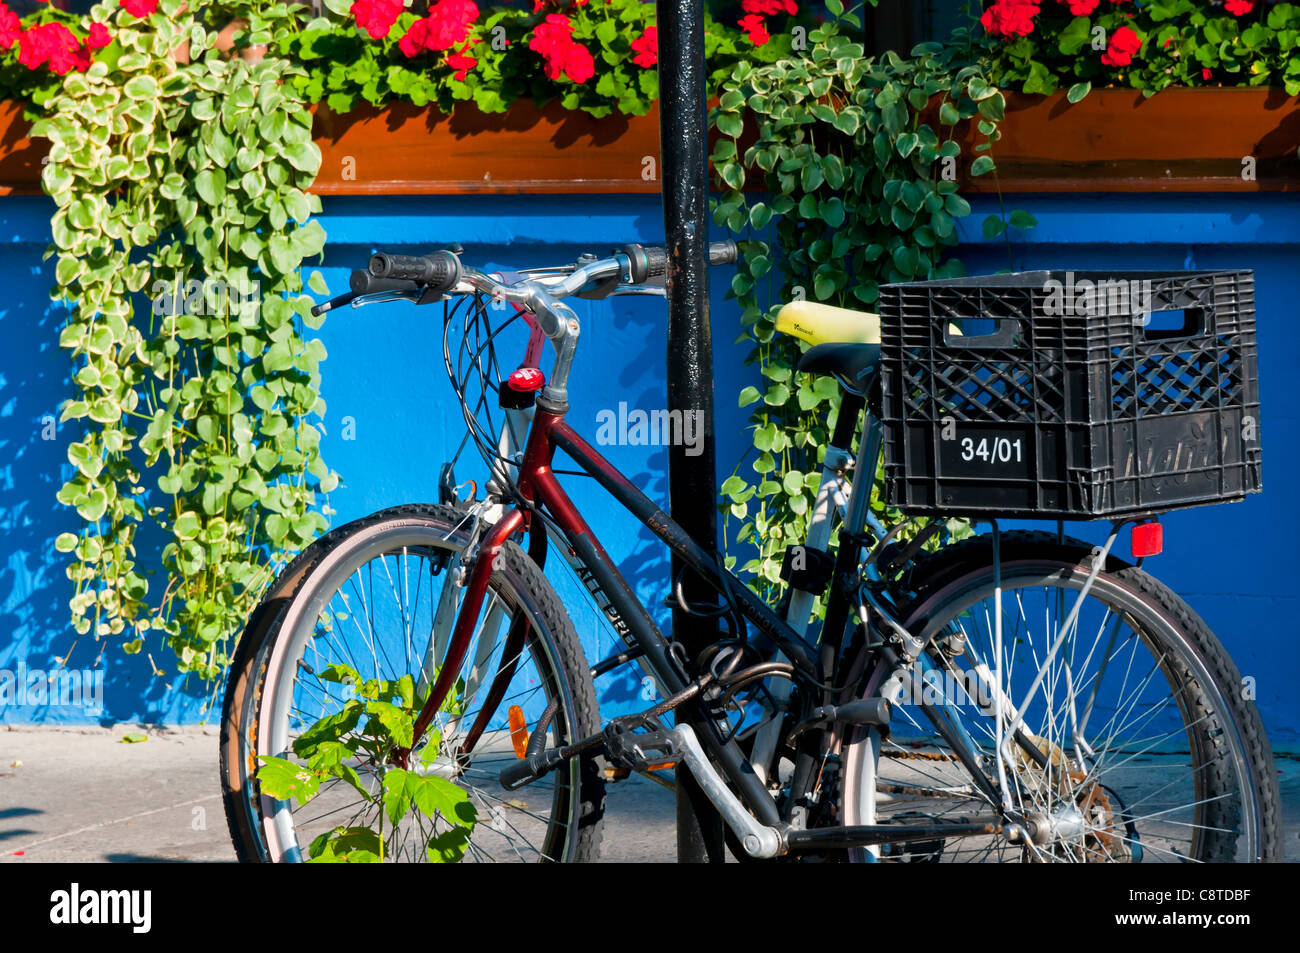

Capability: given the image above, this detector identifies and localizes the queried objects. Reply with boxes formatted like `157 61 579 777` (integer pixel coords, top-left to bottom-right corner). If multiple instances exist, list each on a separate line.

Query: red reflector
507 367 545 392
1131 522 1162 558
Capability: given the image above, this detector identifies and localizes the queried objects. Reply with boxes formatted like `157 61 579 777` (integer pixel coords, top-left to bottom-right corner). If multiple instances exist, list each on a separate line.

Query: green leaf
1058 16 1092 56
1066 81 1091 104
382 768 412 827
1008 209 1038 230
257 756 324 805
307 826 382 863
970 155 995 177
427 827 472 863
194 168 227 205
407 774 476 827
715 112 744 138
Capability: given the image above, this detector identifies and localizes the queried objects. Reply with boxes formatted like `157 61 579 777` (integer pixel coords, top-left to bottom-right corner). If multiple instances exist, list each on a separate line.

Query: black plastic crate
877 270 1262 519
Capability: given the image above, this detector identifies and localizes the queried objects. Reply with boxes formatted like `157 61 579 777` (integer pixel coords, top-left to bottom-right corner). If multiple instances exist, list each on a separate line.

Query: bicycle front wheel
841 531 1278 863
220 503 604 863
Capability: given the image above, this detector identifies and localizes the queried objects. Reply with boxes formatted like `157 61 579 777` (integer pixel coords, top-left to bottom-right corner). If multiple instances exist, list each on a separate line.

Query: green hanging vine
42 0 334 687
710 6 1031 602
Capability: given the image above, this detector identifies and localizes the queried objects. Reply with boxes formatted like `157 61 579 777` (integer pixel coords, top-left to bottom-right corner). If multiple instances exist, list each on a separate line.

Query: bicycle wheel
841 531 1278 863
220 503 604 863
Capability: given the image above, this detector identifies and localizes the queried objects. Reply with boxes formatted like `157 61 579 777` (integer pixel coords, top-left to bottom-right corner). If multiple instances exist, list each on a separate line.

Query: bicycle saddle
774 300 881 346
796 342 880 392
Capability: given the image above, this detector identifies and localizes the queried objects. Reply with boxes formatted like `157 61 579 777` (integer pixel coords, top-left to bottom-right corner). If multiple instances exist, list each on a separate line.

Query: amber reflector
507 705 529 758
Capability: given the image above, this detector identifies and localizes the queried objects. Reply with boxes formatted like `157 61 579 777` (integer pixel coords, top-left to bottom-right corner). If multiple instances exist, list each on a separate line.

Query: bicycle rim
842 560 1264 863
253 523 587 862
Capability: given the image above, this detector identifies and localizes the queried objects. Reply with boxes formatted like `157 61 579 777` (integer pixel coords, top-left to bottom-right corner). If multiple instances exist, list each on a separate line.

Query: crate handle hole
1137 307 1207 341
943 317 1021 349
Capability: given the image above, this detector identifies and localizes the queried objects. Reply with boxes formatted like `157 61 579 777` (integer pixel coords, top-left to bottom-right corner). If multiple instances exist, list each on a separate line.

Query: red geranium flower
559 40 594 83
445 39 477 80
630 26 657 68
980 0 1039 40
350 0 403 40
86 22 112 50
399 0 478 57
0 2 20 50
1057 0 1097 15
1224 0 1252 15
1202 67 1213 80
738 14 770 45
119 0 158 18
529 13 595 83
1100 24 1141 67
18 22 83 75
741 0 797 15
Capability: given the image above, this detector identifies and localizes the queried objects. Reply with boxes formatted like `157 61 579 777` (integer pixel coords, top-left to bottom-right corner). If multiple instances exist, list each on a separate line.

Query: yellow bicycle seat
774 300 880 346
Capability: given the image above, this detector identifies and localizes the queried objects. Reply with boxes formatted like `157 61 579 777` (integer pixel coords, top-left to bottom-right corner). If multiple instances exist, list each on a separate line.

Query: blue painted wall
1 191 1296 743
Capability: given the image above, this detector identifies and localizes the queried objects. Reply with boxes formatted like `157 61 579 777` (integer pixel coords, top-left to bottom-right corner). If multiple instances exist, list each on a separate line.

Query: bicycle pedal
602 713 679 774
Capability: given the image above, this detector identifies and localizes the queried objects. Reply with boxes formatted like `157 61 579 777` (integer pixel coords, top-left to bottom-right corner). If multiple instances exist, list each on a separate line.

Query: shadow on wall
0 206 214 724
1 197 762 725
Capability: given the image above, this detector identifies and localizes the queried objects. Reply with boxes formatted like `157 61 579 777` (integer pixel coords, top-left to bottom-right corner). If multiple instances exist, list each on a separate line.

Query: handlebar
308 240 739 319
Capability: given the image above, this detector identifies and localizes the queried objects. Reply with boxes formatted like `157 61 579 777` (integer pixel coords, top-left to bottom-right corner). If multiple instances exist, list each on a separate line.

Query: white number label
959 436 1023 467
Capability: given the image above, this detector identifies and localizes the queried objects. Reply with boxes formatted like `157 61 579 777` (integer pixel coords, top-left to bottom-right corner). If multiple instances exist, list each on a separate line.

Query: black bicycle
221 245 1279 862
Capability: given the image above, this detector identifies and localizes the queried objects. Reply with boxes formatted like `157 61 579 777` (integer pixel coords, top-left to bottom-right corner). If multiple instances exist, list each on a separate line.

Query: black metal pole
656 0 725 863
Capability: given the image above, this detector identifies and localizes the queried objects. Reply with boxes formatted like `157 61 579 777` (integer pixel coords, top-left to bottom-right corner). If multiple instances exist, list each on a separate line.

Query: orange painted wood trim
952 88 1300 193
2 88 1296 197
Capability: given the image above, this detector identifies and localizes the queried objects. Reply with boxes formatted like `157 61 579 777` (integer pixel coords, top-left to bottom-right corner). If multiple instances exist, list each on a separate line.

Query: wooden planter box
953 88 1300 193
310 99 663 194
1 87 1296 196
0 97 666 197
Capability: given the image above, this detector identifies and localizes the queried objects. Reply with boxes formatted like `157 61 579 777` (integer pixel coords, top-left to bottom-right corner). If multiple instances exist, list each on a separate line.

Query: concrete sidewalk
0 725 679 862
1 725 1296 863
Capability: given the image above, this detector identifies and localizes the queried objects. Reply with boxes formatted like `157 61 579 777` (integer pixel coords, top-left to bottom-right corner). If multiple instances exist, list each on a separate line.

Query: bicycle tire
220 503 605 863
840 531 1279 863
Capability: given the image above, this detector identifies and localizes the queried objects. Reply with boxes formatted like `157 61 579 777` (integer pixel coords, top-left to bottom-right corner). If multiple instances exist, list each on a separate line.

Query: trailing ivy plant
41 0 335 687
711 5 1028 602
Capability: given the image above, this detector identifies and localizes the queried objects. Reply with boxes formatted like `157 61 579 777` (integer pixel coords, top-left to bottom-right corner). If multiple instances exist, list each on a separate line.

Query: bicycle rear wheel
841 531 1278 863
220 503 604 862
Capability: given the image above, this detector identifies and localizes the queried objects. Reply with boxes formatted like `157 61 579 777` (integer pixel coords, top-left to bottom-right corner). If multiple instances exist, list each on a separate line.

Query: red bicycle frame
403 398 818 824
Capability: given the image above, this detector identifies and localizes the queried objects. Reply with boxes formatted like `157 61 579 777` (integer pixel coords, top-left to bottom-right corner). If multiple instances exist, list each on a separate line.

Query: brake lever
309 288 434 317
349 289 425 308
310 291 360 317
604 284 667 298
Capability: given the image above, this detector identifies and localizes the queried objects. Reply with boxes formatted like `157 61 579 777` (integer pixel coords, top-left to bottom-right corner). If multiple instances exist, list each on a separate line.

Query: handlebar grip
709 240 738 266
643 246 668 279
349 270 421 294
368 249 461 291
621 242 737 283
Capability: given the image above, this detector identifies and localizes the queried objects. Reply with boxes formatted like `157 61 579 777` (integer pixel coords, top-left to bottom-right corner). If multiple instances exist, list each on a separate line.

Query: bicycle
220 244 1279 863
